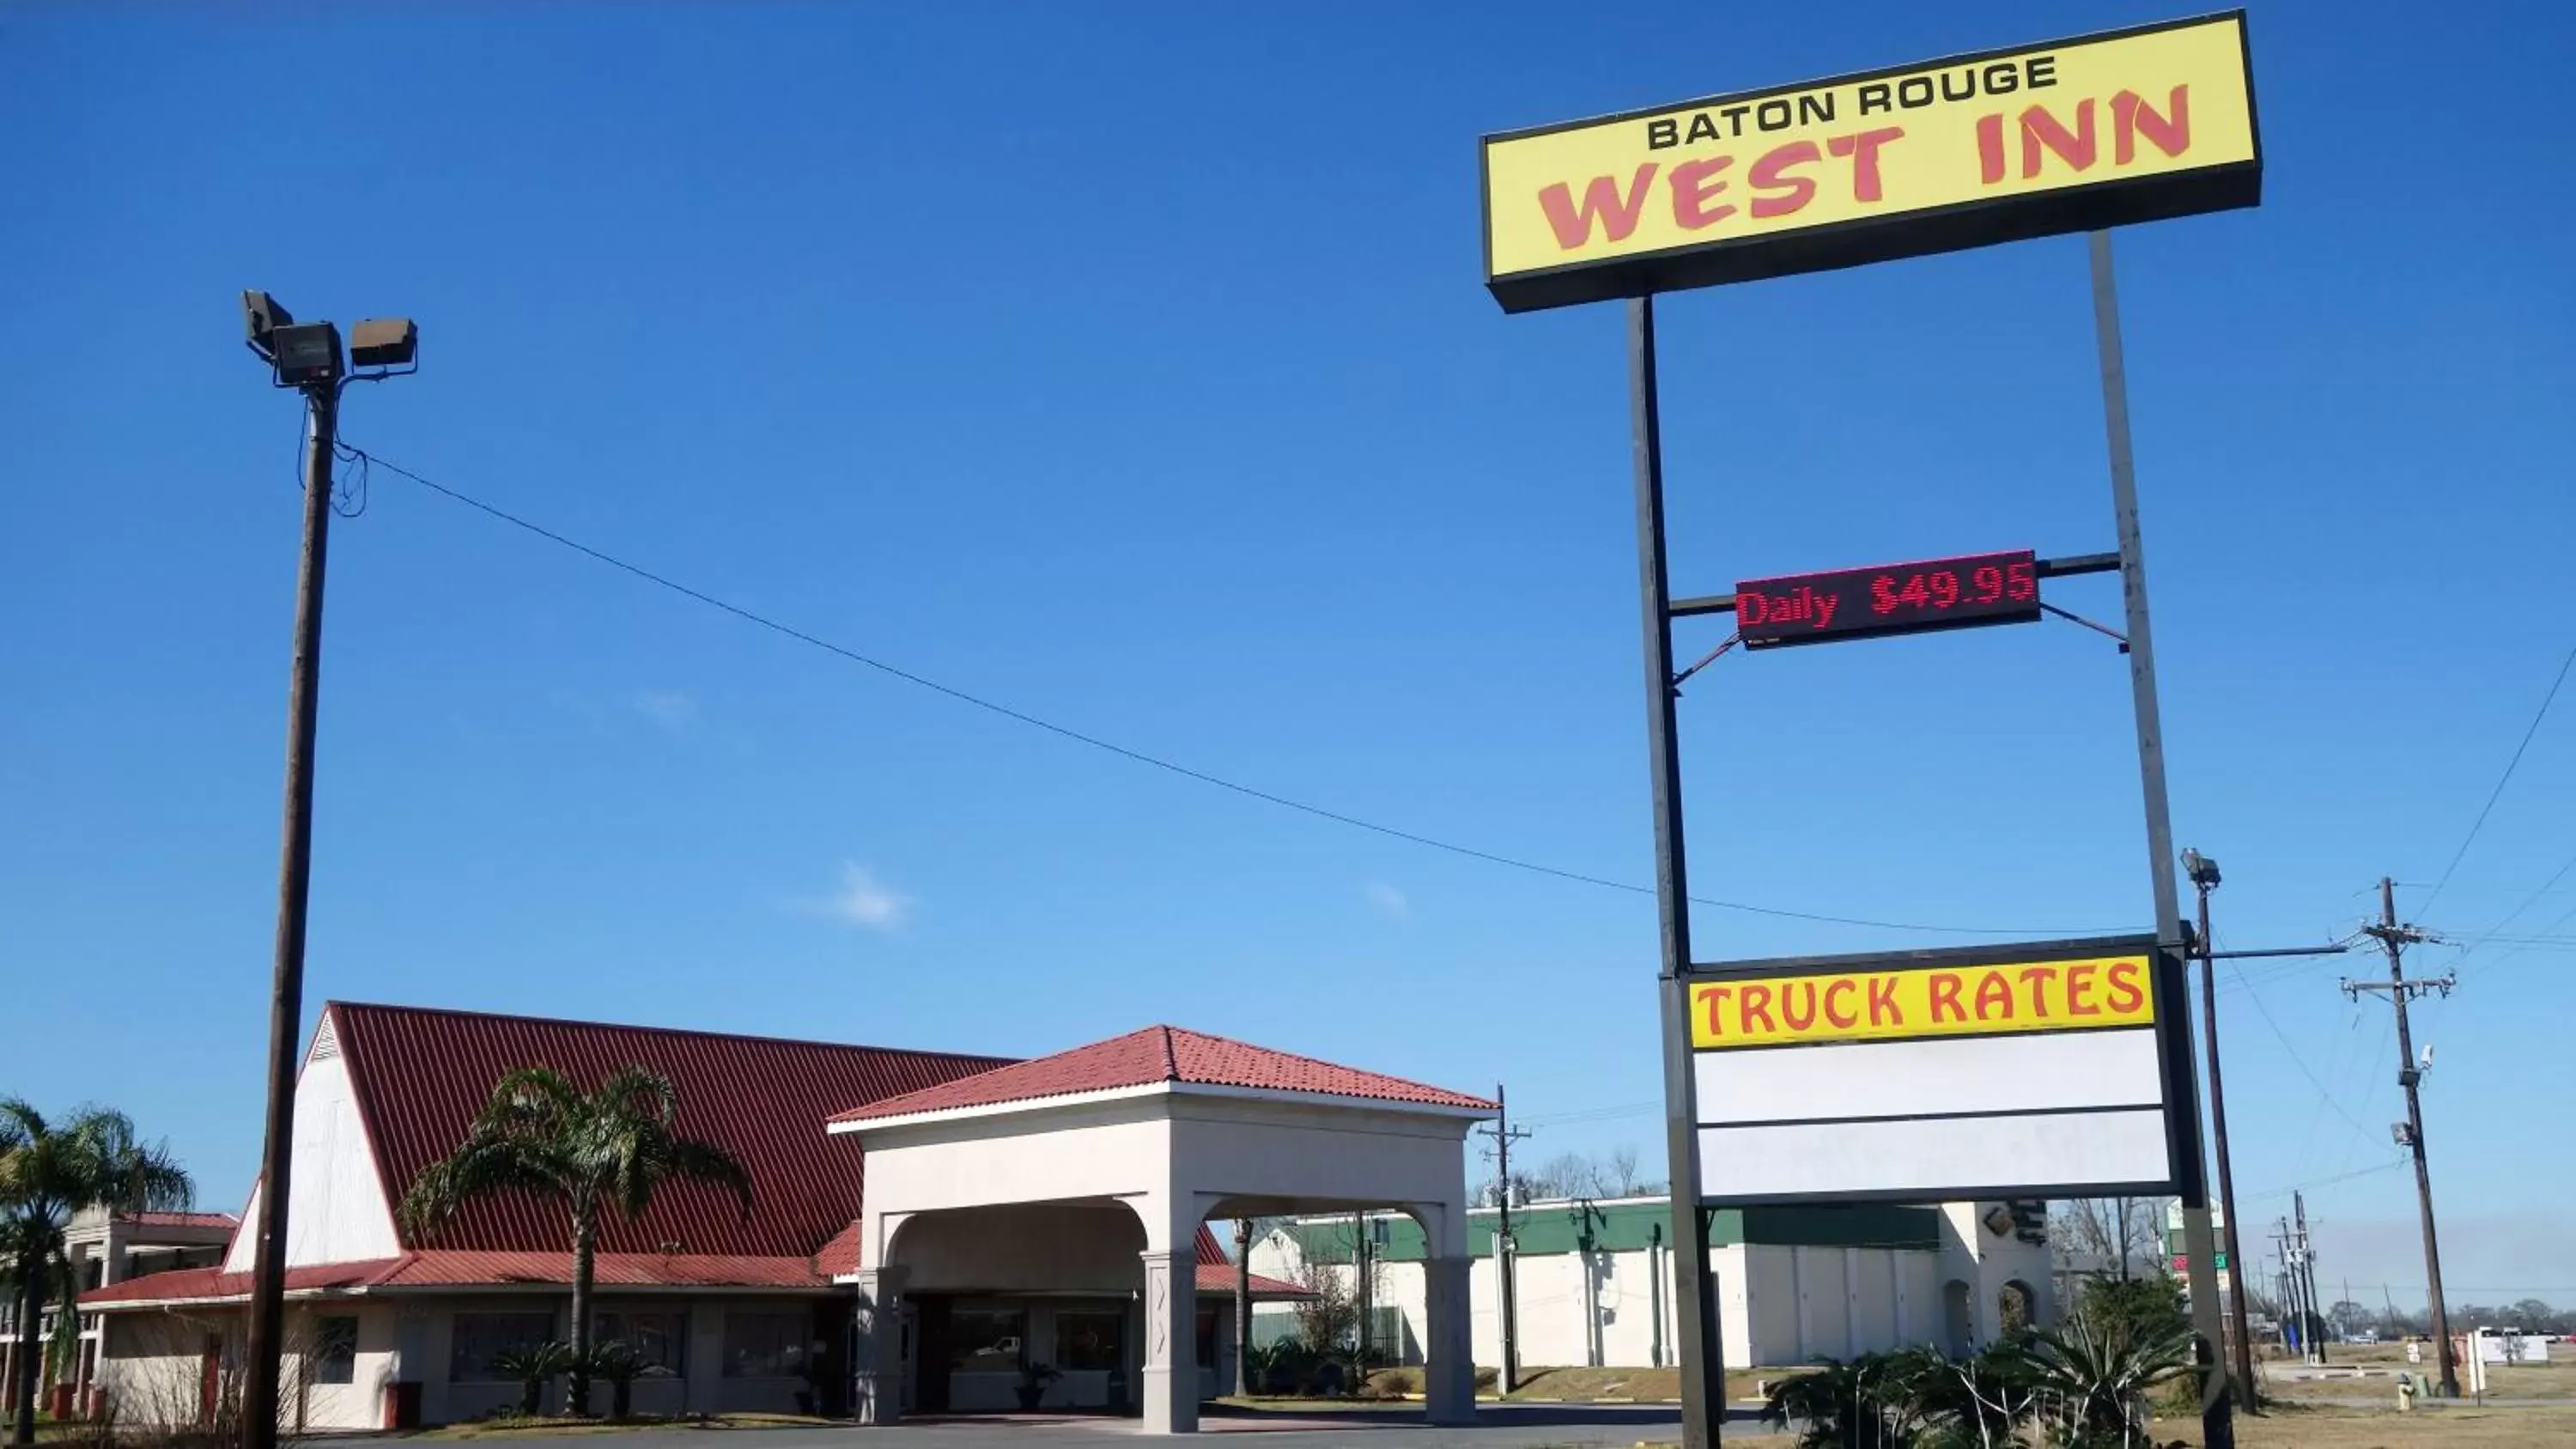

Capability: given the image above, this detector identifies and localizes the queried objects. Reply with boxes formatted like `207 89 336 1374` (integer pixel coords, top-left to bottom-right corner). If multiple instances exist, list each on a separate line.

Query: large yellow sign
1688 954 2155 1050
1482 12 2259 312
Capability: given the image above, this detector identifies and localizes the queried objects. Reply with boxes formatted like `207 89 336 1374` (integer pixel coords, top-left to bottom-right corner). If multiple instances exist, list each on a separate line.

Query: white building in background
1251 1194 2055 1370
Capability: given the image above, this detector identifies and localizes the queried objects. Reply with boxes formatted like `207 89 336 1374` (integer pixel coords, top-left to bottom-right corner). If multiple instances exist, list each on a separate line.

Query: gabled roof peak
828 1023 1494 1126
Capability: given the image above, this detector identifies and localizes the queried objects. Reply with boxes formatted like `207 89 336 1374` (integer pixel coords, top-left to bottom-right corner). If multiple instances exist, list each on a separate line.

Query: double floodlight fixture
243 289 418 390
2181 847 2221 891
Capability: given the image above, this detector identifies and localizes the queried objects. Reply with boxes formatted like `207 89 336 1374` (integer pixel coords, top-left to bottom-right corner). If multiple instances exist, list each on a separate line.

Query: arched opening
881 1203 1150 1416
1998 1279 2035 1336
1941 1279 1975 1355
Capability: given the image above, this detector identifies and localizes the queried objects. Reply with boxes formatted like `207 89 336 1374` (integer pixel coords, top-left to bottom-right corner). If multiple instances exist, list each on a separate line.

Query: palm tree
0 1101 193 1446
396 1066 751 1417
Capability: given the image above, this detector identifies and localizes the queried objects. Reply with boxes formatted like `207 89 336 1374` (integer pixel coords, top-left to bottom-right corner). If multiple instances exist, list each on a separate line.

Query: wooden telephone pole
2349 877 2458 1396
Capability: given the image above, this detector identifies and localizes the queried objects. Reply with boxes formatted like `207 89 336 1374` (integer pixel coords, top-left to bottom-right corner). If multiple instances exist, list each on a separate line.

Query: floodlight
268 322 343 387
243 290 295 358
2181 848 2221 890
349 318 417 369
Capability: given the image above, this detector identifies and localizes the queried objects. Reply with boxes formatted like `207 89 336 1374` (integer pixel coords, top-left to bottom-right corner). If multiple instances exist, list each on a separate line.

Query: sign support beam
1632 294 1724 1449
2090 228 2235 1449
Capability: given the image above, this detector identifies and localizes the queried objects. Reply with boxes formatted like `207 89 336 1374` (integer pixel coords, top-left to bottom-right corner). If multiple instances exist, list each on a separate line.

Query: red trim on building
829 1025 1495 1124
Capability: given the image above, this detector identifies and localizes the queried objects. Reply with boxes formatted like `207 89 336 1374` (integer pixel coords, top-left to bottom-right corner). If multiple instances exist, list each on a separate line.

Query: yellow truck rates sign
1480 11 2260 312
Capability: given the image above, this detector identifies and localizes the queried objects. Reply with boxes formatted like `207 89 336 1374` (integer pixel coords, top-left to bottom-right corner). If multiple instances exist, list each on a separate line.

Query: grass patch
2154 1402 2576 1447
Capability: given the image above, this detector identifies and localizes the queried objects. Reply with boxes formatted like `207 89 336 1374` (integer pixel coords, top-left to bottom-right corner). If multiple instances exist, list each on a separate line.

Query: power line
350 444 2123 939
2418 637 2576 915
2222 956 2383 1149
2234 1158 2409 1205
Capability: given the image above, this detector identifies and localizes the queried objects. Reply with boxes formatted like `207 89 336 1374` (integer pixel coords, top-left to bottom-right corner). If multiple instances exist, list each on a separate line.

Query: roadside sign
1680 934 2202 1204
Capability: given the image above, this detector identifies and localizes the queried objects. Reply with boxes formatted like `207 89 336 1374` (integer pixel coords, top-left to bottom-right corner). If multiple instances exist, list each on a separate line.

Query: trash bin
382 1380 422 1429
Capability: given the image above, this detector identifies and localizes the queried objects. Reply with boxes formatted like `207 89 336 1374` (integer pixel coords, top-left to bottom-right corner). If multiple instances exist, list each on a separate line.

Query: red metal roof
82 1259 406 1307
81 1250 828 1308
828 1025 1494 1125
87 1242 1293 1307
331 1003 1006 1260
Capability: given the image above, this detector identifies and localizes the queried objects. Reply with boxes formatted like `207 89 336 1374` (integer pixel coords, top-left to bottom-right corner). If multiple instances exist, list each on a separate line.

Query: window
947 1308 1024 1373
721 1313 809 1379
594 1309 687 1375
450 1312 556 1383
312 1317 358 1385
1054 1312 1122 1373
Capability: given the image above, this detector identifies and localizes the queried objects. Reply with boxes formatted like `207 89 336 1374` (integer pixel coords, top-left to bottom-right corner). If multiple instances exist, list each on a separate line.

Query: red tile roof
330 1003 1007 1260
1196 1264 1309 1298
827 1025 1494 1125
115 1211 239 1229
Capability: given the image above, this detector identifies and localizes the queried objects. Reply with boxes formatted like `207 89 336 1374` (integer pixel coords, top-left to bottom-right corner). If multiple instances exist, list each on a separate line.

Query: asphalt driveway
429 1404 1783 1449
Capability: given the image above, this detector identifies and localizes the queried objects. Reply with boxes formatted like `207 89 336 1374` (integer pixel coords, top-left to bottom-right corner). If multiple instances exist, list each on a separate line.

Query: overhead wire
2215 930 2383 1155
345 443 2126 939
2416 636 2576 915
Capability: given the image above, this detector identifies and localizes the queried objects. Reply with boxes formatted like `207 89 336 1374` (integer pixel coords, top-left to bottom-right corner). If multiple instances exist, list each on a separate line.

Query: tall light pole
237 294 416 1449
2182 848 2257 1408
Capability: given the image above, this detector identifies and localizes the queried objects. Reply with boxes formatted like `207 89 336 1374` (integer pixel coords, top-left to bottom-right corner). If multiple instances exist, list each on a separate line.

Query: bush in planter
488 1341 574 1418
1014 1361 1062 1410
586 1340 646 1420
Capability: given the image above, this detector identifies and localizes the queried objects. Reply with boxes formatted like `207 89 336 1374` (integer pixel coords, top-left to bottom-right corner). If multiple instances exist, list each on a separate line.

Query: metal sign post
1632 294 1727 1449
2089 228 2233 1448
1492 21 2267 1449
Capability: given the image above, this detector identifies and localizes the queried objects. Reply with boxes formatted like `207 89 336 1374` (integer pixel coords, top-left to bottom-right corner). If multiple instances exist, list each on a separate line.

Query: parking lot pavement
431 1404 1782 1449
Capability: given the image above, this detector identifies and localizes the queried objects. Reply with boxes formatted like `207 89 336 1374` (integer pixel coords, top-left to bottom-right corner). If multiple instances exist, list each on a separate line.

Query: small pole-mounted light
2182 848 2221 890
266 322 344 388
349 318 418 371
242 290 295 361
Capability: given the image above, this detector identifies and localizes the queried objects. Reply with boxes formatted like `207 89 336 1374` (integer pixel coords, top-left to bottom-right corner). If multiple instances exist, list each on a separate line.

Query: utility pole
2182 849 2257 1407
2293 1193 2324 1366
1475 1084 1533 1393
234 295 416 1449
2350 877 2458 1397
1352 1212 1371 1380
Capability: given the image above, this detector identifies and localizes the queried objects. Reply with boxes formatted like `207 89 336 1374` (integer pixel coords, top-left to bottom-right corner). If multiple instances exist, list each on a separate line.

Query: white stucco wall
221 1047 401 1274
891 1204 1147 1294
291 1303 396 1430
94 1313 213 1427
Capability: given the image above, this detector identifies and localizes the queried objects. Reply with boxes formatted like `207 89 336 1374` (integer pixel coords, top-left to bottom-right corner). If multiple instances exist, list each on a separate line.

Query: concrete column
851 1267 908 1426
1792 1246 1813 1361
1423 1256 1474 1426
1844 1248 1862 1358
1138 1249 1196 1434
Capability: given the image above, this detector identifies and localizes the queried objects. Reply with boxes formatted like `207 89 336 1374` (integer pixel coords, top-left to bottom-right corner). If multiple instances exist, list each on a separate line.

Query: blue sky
4 1 2571 1307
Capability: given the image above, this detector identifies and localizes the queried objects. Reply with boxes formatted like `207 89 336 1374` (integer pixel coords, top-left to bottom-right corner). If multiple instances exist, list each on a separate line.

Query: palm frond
655 1138 752 1222
398 1134 559 1241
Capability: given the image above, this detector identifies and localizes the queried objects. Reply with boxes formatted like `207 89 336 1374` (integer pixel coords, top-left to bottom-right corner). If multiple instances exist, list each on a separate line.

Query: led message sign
1481 12 2260 312
1735 549 2038 649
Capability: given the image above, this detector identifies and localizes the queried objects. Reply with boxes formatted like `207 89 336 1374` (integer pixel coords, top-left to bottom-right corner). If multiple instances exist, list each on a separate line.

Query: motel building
77 1002 2059 1434
77 1003 1491 1433
0 1206 238 1422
